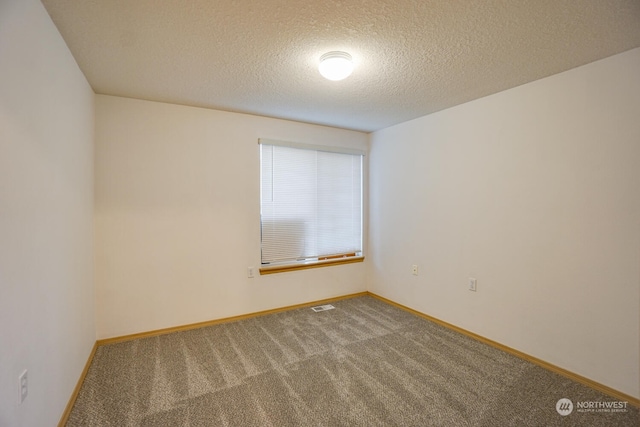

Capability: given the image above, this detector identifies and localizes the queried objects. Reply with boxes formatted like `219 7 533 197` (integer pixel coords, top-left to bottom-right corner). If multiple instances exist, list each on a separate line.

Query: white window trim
258 138 365 273
258 138 366 156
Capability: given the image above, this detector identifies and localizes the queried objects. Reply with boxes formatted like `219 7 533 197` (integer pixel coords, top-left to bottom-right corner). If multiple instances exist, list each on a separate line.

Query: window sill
259 256 364 275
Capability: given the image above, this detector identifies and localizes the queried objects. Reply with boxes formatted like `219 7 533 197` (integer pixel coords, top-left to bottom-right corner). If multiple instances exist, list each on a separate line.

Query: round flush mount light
318 51 354 81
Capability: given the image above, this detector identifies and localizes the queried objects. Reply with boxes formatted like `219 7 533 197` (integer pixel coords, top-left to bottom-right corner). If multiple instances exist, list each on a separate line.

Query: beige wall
94 95 368 339
368 48 640 398
0 0 96 425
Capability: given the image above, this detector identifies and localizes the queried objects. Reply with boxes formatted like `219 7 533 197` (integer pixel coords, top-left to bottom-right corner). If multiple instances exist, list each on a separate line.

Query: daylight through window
259 139 363 267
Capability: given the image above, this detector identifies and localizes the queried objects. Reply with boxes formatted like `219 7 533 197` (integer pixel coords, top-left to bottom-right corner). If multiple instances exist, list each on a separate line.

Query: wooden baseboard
58 341 98 427
367 292 640 408
97 291 369 345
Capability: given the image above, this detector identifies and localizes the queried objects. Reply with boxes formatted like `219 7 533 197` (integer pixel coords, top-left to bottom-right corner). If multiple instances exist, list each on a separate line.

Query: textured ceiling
41 0 640 132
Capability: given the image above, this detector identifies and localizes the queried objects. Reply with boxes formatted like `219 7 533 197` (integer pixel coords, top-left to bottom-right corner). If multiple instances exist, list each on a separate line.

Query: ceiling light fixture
318 51 354 81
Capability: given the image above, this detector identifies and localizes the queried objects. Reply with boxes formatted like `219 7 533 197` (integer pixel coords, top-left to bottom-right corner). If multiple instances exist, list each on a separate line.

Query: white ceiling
41 0 640 132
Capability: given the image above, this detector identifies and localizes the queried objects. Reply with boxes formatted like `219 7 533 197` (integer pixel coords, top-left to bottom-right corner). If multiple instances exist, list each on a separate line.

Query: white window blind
259 139 363 265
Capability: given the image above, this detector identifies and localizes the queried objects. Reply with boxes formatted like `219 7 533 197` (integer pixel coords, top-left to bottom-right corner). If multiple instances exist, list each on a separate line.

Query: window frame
258 138 365 274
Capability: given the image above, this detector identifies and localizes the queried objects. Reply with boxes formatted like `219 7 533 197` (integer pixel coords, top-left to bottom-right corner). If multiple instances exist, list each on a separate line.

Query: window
259 139 364 273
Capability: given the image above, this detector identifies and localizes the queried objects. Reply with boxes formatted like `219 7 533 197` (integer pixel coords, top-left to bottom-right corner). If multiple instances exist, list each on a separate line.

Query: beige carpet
66 296 639 426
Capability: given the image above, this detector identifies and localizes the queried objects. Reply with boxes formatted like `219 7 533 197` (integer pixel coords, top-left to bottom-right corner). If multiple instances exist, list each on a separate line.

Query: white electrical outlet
469 277 477 292
248 267 254 278
18 370 28 404
412 265 419 276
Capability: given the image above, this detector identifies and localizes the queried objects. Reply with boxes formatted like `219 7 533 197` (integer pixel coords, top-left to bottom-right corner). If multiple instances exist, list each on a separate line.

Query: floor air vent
311 304 335 312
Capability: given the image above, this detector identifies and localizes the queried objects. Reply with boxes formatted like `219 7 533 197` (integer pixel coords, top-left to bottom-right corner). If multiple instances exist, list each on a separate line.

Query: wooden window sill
259 256 364 275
